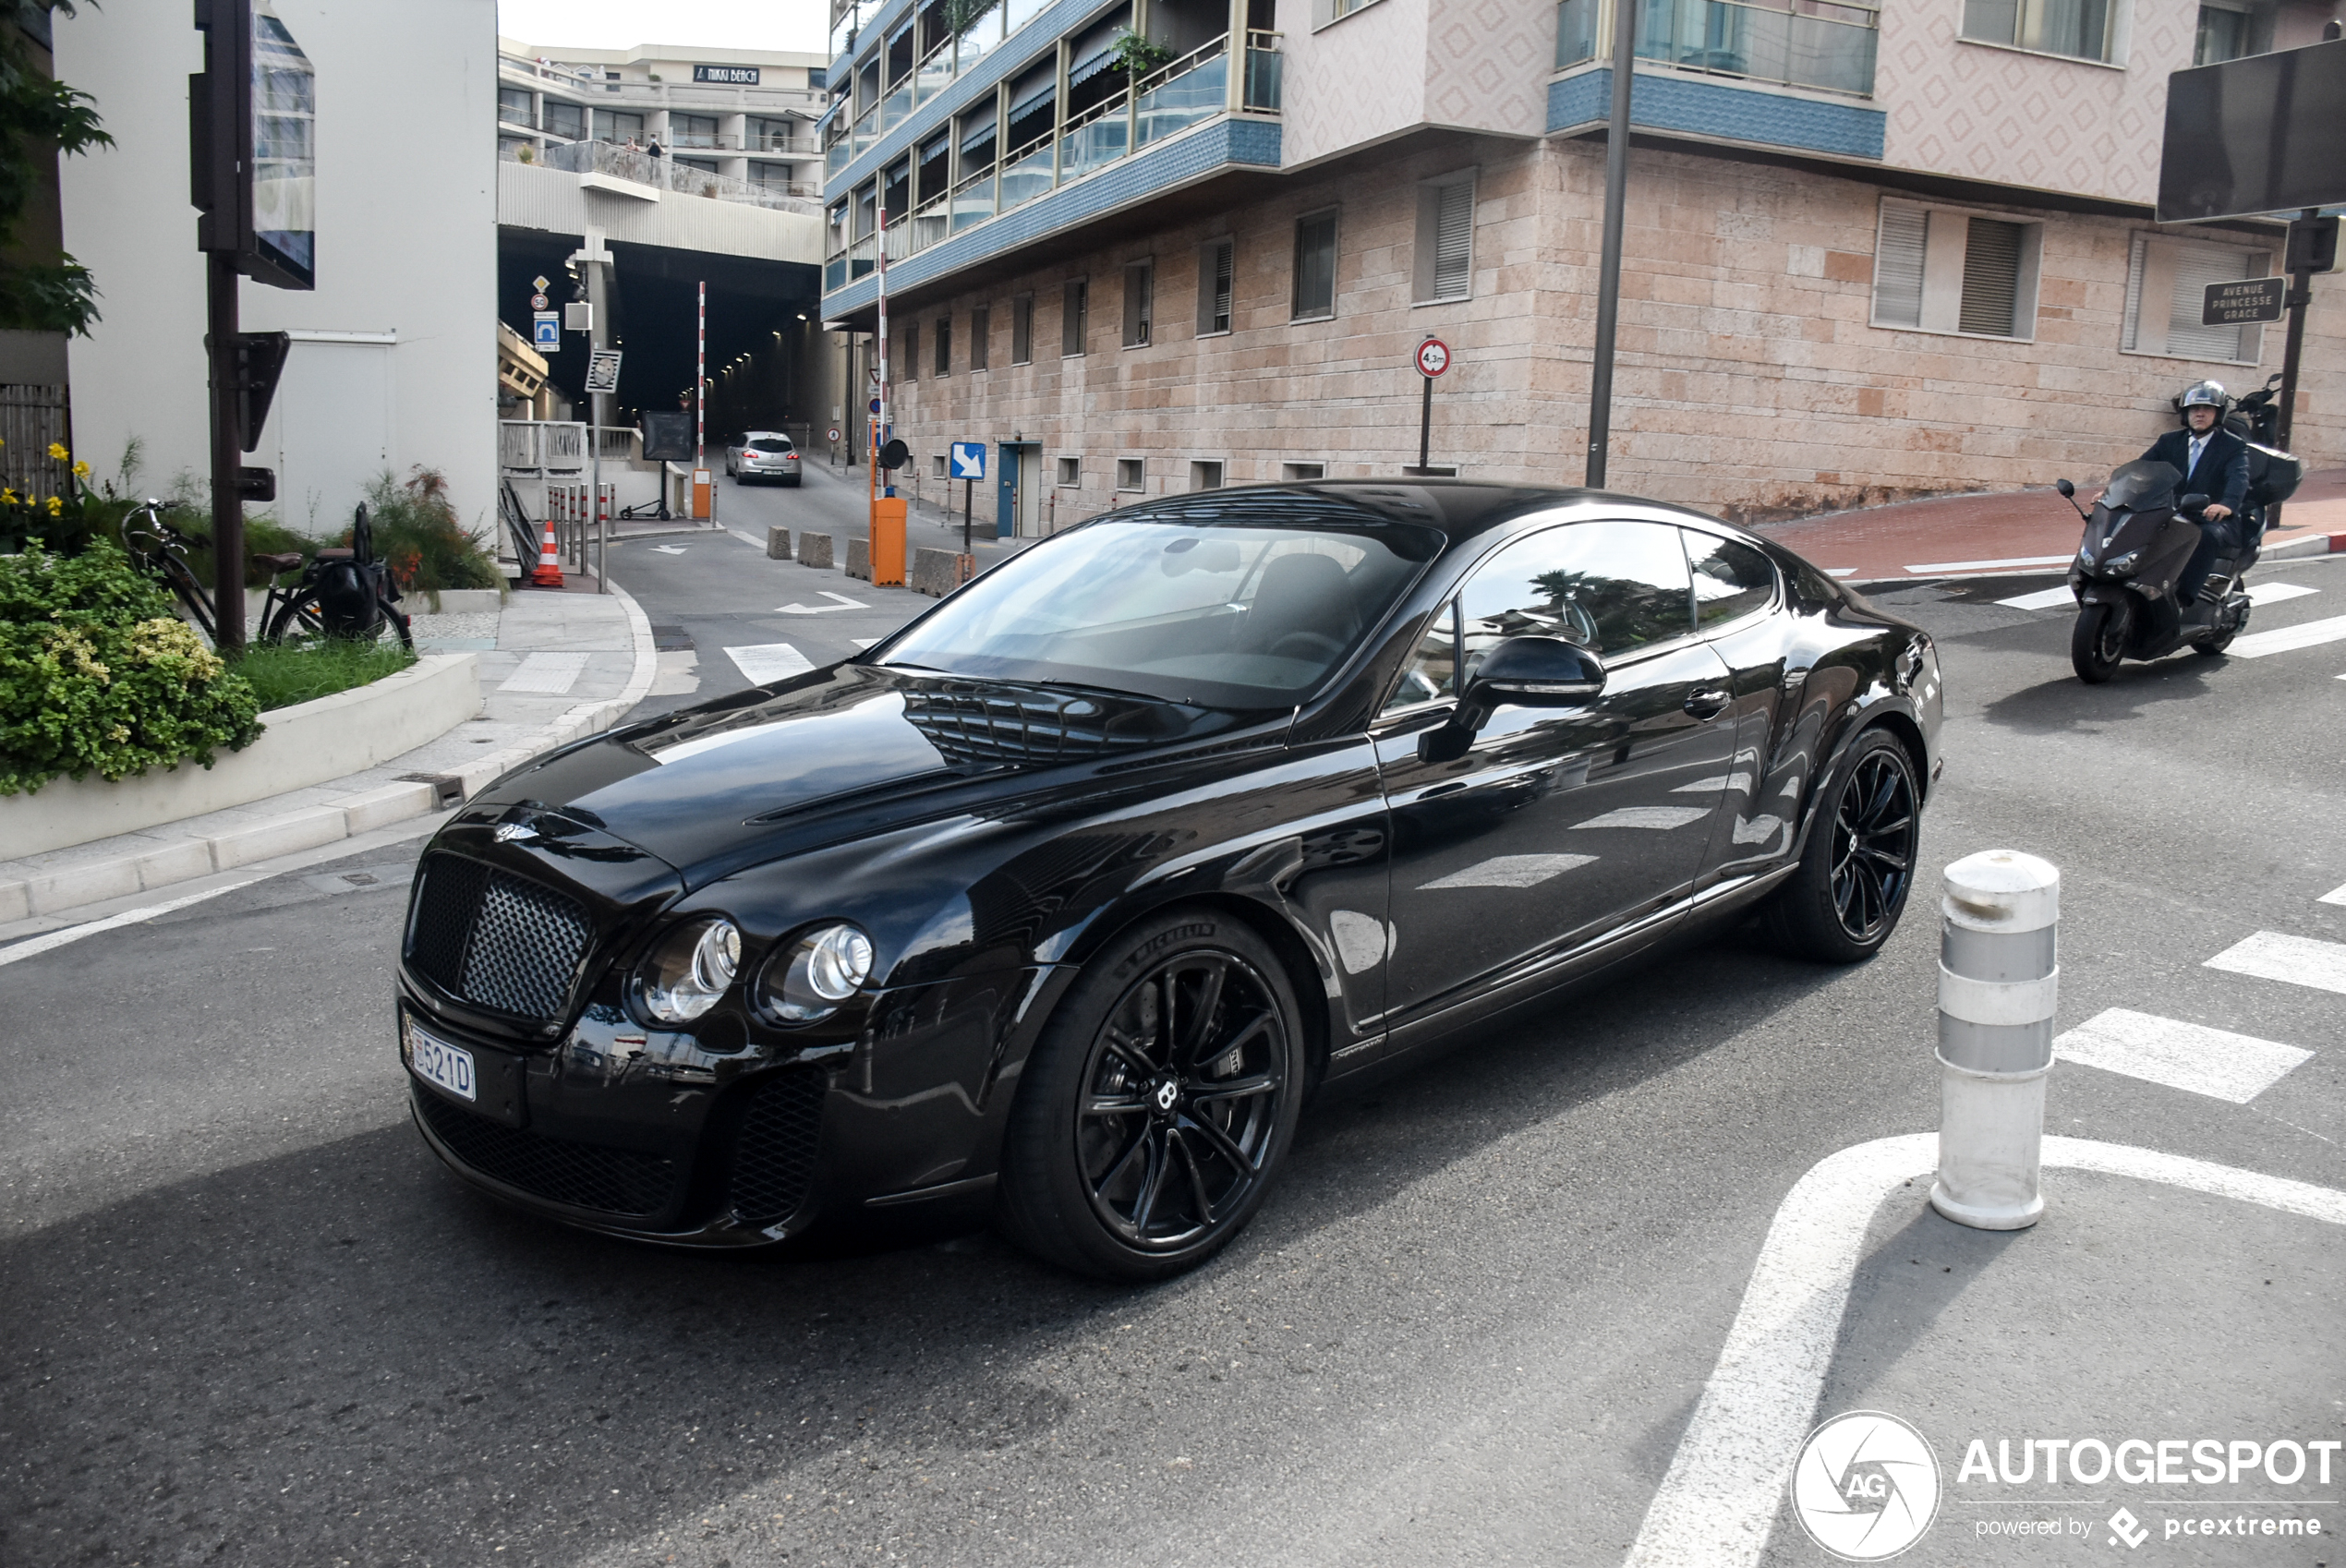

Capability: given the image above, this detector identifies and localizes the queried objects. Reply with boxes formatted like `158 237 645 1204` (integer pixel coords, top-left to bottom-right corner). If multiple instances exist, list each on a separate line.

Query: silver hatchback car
724 430 803 487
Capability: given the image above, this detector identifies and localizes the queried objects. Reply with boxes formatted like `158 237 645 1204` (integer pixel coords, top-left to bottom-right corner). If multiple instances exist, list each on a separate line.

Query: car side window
1686 531 1777 629
1382 599 1459 715
1458 521 1694 675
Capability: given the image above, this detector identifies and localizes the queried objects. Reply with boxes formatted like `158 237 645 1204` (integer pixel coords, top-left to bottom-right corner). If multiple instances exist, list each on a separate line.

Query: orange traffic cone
531 506 564 587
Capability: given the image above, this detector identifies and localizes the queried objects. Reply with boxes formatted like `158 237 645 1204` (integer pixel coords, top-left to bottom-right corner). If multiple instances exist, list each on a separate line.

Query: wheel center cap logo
1790 1411 1941 1561
1154 1080 1179 1113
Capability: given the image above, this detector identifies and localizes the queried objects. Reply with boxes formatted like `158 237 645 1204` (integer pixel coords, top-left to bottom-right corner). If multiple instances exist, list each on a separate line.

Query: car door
1373 519 1738 1026
1681 527 1802 887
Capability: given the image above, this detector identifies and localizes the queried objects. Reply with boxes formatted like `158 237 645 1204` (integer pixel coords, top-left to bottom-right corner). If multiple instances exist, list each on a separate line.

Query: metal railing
950 166 995 233
998 133 1054 212
1245 30 1284 110
499 56 823 113
1555 0 1877 94
914 34 956 104
1058 89 1130 185
500 420 588 476
1134 38 1227 150
912 190 951 251
530 140 824 213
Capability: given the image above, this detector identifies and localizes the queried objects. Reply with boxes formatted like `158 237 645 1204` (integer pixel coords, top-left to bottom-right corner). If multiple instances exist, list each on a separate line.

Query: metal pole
207 253 245 652
1418 373 1433 471
695 281 706 476
963 476 973 555
1585 0 1638 488
876 207 891 501
2265 210 2318 537
587 255 610 592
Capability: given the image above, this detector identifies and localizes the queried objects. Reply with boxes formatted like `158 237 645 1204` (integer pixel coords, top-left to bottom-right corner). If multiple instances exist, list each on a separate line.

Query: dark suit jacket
2139 427 2249 514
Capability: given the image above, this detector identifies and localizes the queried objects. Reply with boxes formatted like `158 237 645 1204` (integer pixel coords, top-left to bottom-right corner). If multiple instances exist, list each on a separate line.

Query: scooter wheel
2191 628 2236 657
2072 602 2126 683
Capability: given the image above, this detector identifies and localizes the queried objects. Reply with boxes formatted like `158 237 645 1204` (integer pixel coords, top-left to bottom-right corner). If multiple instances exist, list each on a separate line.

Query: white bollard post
1930 850 2060 1231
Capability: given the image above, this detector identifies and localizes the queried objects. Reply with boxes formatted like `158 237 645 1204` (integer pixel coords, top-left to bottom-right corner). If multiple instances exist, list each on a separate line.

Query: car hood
479 664 1258 881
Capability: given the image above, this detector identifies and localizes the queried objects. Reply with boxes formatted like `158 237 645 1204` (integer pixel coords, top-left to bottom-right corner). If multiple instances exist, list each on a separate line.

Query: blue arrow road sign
949 441 987 480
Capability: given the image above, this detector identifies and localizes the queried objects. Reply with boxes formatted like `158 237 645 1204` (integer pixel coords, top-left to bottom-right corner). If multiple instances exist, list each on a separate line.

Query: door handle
1684 688 1732 720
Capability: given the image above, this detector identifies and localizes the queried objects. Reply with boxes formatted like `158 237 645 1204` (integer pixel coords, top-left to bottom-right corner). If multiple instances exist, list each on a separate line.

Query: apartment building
818 0 2342 532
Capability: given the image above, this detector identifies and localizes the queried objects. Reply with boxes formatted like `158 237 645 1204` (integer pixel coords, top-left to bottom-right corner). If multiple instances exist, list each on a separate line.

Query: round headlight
756 923 874 1023
636 917 741 1024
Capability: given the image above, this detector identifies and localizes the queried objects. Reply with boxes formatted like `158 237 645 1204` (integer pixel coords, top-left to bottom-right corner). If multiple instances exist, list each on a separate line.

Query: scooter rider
2140 380 2250 605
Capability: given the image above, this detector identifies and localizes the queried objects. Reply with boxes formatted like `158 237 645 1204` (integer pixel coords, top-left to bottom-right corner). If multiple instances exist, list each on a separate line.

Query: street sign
877 438 909 471
949 441 986 480
2202 276 2288 326
585 348 623 393
532 274 550 291
564 301 592 332
1416 338 1452 378
532 311 560 350
529 292 549 310
868 397 881 415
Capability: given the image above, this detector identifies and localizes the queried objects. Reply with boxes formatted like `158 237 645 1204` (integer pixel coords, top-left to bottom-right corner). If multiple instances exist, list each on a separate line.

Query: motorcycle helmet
2176 380 2231 420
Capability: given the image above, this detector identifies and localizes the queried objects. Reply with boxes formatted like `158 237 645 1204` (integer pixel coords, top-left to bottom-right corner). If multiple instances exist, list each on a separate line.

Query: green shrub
0 539 263 795
352 467 503 606
230 638 416 712
138 505 316 587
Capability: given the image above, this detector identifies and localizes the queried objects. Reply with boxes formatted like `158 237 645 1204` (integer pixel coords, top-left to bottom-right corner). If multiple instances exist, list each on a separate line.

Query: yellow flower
71 460 89 478
1 488 17 505
46 441 67 461
45 495 62 514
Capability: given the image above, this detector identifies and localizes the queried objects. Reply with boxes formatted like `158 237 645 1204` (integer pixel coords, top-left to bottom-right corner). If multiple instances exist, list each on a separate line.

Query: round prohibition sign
827 427 841 442
1415 337 1452 378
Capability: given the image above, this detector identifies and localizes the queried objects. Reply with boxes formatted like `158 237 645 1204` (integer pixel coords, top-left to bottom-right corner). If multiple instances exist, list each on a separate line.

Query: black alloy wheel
2071 600 2127 683
1760 728 1919 963
998 911 1304 1280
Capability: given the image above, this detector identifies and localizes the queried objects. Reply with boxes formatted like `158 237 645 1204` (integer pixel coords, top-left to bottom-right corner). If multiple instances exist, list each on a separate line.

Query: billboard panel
2159 38 2346 223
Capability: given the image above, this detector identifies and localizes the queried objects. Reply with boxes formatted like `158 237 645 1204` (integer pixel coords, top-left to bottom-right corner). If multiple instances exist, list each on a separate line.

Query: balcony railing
1244 30 1284 110
914 35 955 105
1134 38 1227 149
912 189 951 250
1058 90 1130 186
882 78 913 132
528 140 824 213
1555 0 1877 95
998 134 1054 213
499 55 823 113
950 166 995 232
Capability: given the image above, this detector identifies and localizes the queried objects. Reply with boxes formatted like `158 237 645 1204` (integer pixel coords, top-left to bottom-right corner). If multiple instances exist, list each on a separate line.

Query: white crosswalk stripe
2226 612 2346 658
2054 1008 2312 1104
2204 930 2346 996
725 643 813 683
2320 881 2346 908
2247 581 2318 606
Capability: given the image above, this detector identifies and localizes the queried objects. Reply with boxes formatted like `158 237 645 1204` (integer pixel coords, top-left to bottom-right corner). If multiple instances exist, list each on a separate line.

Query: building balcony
497 54 825 115
521 139 825 213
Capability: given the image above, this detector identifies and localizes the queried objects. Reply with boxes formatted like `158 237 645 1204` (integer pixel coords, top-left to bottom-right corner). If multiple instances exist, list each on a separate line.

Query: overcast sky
497 0 828 54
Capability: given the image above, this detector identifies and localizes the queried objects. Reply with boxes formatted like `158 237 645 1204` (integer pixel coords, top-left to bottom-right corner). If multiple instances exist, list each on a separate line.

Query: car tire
995 909 1305 1282
1760 728 1919 964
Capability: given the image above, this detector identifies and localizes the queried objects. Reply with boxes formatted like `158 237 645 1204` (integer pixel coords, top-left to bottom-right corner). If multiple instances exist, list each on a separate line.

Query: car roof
1098 478 1737 549
742 430 793 441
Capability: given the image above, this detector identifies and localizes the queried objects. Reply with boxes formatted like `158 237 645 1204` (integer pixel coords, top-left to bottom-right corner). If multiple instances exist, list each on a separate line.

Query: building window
671 112 720 148
2195 2 2268 63
971 304 990 370
1282 461 1324 480
543 100 586 140
1011 295 1034 364
1314 0 1381 25
1063 278 1088 356
2122 234 2273 364
935 317 950 376
598 110 645 143
901 322 919 380
1197 238 1234 335
1123 259 1155 347
932 453 949 478
1868 199 2041 341
1117 458 1144 491
1292 210 1337 320
1415 174 1474 303
499 86 536 127
1057 456 1081 486
1191 460 1224 490
1960 0 2113 63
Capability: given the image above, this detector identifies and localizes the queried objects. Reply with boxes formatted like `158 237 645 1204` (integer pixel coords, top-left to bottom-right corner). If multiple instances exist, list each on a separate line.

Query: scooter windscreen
2098 460 2180 511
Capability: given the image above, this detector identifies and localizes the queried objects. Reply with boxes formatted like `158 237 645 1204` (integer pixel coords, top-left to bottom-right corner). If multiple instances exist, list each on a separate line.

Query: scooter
2059 461 2255 682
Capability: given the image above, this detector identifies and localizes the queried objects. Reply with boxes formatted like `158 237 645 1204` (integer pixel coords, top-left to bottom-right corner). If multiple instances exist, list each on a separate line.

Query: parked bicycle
120 500 413 649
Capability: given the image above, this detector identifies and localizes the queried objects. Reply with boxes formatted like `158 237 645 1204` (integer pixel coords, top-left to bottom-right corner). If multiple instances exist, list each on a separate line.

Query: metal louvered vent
407 853 592 1022
900 686 1170 770
1432 180 1472 301
727 1068 828 1223
1959 217 2026 337
1872 203 1928 328
415 1089 677 1216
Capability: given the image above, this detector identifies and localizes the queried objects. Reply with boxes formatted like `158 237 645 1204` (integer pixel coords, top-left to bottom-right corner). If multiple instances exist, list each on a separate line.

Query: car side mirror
1468 634 1607 706
2055 478 2074 498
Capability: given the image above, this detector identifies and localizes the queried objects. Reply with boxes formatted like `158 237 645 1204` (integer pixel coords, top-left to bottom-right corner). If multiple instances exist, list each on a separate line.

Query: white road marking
1572 806 1711 831
1623 1134 2346 1568
2319 881 2346 907
1674 772 1752 794
1419 853 1597 890
850 638 881 650
773 590 871 614
1904 553 2074 573
498 651 590 694
2246 581 2316 606
2227 613 2346 657
0 879 262 968
2052 1007 2312 1104
727 528 767 549
1994 585 2075 610
646 649 700 696
1823 568 1856 577
2204 930 2346 995
725 643 814 684
649 545 687 555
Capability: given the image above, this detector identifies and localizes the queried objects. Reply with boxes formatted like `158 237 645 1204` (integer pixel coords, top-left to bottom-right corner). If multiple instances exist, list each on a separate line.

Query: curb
0 583 660 924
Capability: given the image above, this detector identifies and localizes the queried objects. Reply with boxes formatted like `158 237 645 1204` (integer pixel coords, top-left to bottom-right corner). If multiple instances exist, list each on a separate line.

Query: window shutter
2121 233 2149 353
1873 204 1927 328
1203 239 1233 334
1958 217 2025 336
2165 238 2256 362
1433 181 1472 300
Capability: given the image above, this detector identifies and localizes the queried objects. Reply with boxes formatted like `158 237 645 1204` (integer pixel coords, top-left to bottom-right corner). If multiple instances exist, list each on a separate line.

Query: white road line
498 651 590 694
773 590 871 614
1994 585 2075 611
0 879 262 968
2052 1007 2312 1104
1823 569 1857 578
2226 612 2346 658
1419 853 1597 890
2319 881 2346 907
1573 806 1711 831
1623 1135 2346 1568
649 545 687 555
850 637 881 650
2246 581 2317 606
724 643 814 684
2204 930 2346 995
727 528 767 549
1903 553 2074 574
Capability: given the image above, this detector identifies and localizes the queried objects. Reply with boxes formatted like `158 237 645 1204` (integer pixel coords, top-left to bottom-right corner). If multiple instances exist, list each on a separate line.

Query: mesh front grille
407 853 592 1022
727 1068 827 1223
415 1087 677 1217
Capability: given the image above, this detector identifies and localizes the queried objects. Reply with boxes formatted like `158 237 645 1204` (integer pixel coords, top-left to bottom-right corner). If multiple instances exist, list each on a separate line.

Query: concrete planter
0 652 481 858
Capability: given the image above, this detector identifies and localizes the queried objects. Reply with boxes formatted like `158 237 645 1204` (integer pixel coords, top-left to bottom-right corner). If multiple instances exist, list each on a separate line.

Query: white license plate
405 1017 477 1102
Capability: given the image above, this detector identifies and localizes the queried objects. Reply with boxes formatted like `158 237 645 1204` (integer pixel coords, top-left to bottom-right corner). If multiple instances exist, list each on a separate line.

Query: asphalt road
4 549 2342 1567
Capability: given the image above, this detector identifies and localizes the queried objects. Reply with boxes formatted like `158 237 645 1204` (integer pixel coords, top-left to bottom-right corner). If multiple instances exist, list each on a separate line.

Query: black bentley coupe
398 481 1941 1279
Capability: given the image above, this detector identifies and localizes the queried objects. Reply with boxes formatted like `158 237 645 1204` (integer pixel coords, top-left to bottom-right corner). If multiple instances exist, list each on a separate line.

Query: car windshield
748 438 792 452
872 496 1442 709
2101 460 2178 511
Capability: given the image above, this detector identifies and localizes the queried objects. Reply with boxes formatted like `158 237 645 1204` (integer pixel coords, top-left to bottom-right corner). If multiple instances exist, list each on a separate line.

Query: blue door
995 443 1019 538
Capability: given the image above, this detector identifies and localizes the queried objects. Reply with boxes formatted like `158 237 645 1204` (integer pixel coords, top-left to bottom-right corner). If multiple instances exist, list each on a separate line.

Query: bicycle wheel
264 585 413 649
122 521 216 642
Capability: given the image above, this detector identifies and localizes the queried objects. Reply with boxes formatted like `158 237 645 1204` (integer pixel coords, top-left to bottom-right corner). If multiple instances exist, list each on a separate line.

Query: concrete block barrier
846 537 872 582
766 525 792 561
799 532 833 569
912 548 973 598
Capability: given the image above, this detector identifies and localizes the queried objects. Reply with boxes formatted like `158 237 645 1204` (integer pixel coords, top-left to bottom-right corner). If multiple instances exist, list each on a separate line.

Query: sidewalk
1753 467 2346 584
0 579 655 926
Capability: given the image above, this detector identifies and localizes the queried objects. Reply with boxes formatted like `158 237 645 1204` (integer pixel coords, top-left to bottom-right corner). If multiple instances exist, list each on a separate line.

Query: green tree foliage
0 1 110 335
0 538 262 794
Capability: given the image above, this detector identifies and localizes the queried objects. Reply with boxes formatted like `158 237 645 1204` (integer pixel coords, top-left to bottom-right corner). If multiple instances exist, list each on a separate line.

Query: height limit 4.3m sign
1416 338 1452 378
